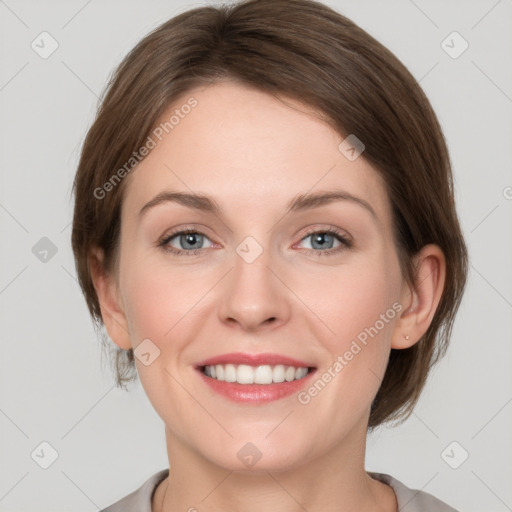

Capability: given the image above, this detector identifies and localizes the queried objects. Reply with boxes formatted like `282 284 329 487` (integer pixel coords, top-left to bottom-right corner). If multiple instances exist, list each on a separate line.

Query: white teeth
254 365 273 384
272 364 285 383
237 364 254 384
285 366 296 381
224 363 237 382
202 363 310 384
295 367 308 379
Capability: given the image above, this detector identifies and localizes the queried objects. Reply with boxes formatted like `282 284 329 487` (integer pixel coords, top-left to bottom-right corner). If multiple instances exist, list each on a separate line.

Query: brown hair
71 0 468 428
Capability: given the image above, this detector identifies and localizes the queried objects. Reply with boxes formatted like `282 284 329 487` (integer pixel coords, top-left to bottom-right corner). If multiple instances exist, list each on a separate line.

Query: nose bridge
218 234 289 330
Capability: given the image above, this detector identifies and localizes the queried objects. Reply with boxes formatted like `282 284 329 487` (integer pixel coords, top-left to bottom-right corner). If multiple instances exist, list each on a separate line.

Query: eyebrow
138 189 378 222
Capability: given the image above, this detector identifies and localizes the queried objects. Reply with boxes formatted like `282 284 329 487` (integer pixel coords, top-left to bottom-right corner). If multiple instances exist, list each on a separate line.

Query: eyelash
158 226 353 257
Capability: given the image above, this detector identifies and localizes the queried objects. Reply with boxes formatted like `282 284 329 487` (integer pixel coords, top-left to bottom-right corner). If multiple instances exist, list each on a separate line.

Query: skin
90 81 446 512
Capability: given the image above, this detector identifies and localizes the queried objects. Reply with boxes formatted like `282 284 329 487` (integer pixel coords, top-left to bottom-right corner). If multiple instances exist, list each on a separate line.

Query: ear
392 244 446 349
89 246 132 350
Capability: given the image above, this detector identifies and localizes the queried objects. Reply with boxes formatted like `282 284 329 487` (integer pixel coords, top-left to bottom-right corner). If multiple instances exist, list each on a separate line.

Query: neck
153 424 397 512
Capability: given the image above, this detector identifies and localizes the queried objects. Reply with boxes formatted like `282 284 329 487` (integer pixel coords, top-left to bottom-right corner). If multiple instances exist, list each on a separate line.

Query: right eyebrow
139 191 222 218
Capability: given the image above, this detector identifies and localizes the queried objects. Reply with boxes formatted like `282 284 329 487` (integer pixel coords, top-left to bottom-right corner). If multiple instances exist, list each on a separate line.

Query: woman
71 0 468 510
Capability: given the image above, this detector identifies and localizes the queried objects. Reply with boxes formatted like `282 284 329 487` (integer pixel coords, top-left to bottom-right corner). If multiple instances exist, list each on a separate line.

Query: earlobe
89 247 132 351
391 244 446 350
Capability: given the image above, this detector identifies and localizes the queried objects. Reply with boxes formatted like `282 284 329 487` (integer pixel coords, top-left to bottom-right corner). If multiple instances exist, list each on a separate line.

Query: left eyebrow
286 190 378 223
138 189 378 223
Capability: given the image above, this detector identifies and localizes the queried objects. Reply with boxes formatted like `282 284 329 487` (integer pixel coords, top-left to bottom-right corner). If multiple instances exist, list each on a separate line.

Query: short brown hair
71 0 468 428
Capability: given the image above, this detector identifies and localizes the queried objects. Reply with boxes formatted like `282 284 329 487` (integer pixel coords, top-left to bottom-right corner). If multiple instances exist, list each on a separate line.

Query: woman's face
112 81 409 470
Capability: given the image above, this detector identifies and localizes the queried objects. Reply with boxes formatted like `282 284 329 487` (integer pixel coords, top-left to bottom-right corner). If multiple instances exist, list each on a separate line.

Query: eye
158 226 353 257
159 229 214 256
296 228 352 256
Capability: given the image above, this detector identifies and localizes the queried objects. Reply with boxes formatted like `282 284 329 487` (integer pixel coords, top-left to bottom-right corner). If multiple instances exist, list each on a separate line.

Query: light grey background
1 0 511 511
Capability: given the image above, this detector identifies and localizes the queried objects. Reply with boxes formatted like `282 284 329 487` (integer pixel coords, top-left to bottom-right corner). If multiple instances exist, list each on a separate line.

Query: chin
196 434 311 474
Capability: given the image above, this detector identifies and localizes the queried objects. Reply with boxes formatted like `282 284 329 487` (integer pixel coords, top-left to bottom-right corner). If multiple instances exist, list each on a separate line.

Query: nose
218 243 291 332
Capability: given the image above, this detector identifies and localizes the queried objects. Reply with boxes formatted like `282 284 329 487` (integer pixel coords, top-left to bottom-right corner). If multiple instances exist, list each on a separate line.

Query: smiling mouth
200 364 314 384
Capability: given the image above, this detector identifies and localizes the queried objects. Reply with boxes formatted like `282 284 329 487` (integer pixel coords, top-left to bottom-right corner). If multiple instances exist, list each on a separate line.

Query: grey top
99 468 459 511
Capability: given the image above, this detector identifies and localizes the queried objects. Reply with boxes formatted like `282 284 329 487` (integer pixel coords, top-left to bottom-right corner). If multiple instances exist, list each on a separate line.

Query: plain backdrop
0 0 511 511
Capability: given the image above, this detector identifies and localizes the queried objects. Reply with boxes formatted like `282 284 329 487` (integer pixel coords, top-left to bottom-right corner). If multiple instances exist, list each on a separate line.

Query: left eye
298 230 349 251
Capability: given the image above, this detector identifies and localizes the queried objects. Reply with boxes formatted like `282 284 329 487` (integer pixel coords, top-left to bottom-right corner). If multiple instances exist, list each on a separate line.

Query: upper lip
195 352 315 369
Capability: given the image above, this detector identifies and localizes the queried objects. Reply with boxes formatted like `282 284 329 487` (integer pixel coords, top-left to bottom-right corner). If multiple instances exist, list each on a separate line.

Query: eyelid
298 225 353 244
159 224 216 243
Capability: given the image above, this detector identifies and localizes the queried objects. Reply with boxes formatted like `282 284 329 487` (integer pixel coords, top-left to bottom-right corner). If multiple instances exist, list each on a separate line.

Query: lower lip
196 368 316 404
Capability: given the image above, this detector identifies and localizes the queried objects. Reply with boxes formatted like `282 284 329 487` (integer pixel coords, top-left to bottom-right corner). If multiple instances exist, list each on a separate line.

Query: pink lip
194 352 317 404
195 352 314 368
197 371 316 404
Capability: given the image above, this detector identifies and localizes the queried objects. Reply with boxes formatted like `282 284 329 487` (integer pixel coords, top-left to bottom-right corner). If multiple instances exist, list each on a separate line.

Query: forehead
121 81 392 226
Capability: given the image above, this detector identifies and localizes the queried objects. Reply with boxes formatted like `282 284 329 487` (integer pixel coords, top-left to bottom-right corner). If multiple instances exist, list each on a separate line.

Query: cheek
120 254 220 349
118 261 206 415
302 252 402 362
295 259 403 418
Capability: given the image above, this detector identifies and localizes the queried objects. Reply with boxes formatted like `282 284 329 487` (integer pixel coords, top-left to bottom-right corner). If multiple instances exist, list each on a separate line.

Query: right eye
159 229 215 256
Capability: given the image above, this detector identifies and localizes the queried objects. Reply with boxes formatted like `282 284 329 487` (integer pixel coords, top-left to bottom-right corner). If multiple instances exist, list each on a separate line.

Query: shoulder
369 472 459 512
97 468 458 512
98 469 169 512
